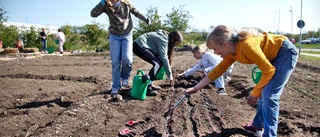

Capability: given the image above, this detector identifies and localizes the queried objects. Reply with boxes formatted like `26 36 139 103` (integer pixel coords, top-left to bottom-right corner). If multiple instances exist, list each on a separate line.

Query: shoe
216 88 227 95
122 79 129 87
225 76 231 83
151 84 161 90
146 87 158 96
242 122 263 137
111 88 118 94
111 93 123 101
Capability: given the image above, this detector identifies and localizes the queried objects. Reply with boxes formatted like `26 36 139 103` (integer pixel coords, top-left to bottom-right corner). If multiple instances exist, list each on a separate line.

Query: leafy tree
82 22 109 50
133 6 166 39
0 7 8 23
164 5 192 32
24 26 40 49
0 24 19 48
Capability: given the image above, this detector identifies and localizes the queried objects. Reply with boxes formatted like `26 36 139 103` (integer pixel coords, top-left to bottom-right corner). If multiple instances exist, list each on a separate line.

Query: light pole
299 0 303 54
290 6 293 39
274 11 277 34
26 13 28 25
278 10 280 34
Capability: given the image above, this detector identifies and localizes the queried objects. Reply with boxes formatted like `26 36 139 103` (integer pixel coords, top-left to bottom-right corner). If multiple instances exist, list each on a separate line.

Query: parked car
301 38 317 44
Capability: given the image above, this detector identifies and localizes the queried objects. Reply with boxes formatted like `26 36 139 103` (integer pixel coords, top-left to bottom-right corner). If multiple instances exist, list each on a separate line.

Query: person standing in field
91 0 149 100
40 28 48 53
56 29 65 54
185 25 298 137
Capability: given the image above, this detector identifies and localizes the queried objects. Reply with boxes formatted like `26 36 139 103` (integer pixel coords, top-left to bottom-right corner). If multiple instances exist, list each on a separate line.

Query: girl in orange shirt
185 25 298 137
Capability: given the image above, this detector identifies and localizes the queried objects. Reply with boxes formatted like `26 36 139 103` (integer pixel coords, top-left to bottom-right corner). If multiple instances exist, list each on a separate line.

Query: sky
1 0 319 34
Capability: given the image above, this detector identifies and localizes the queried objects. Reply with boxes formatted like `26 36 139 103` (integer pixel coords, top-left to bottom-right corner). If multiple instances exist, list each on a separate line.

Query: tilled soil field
0 51 319 137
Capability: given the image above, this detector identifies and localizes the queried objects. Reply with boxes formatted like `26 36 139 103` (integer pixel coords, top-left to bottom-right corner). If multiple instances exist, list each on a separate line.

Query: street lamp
274 11 277 34
299 0 303 54
290 6 293 39
278 10 280 34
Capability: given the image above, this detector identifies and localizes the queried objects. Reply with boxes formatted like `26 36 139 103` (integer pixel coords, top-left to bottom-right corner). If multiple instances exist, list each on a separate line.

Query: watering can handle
252 66 258 78
136 69 145 76
252 66 261 84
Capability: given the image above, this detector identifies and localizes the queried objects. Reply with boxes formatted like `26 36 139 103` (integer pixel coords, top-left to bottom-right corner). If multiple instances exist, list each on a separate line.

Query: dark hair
167 30 183 66
58 29 62 32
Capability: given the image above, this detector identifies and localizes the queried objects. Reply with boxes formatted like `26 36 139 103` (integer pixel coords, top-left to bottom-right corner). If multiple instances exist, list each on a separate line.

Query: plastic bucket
131 70 150 100
156 66 166 80
252 66 262 84
55 39 59 44
47 47 55 54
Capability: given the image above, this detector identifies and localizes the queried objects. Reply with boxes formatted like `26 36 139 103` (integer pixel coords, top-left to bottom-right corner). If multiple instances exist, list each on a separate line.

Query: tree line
0 6 319 51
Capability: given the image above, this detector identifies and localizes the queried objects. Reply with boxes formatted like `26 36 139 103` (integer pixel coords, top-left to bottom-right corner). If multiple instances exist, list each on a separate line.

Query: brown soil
0 51 319 137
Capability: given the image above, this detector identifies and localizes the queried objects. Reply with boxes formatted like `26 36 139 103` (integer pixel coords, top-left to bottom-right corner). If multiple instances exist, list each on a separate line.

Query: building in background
3 22 59 34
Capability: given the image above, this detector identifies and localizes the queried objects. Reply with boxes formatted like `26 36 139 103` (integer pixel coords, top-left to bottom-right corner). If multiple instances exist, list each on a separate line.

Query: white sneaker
225 76 231 83
122 79 129 87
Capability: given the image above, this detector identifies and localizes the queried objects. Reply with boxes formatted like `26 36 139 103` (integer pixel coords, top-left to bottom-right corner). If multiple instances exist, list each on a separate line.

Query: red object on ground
118 128 135 137
125 119 146 127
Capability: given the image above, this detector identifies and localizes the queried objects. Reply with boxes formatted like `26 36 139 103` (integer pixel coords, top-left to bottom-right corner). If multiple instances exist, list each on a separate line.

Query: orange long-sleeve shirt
207 32 287 97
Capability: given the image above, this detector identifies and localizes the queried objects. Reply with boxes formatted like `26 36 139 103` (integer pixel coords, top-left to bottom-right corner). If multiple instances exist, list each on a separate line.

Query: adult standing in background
40 28 47 53
91 0 149 100
56 29 65 54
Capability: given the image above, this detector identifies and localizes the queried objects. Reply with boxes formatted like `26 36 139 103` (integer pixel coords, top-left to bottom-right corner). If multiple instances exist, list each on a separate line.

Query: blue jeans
109 32 133 91
41 39 47 52
214 65 233 89
252 39 298 137
214 76 224 89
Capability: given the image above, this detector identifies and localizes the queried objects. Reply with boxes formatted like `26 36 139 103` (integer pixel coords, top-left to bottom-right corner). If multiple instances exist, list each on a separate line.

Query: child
91 0 149 100
133 29 183 96
177 44 233 95
185 25 298 137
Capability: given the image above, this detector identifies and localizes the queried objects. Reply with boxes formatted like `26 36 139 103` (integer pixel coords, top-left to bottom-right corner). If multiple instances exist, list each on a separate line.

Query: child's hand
185 87 198 94
176 73 184 78
247 94 258 106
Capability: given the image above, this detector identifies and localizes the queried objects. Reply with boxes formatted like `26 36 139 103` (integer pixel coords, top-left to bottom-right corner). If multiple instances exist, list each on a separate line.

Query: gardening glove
100 0 106 5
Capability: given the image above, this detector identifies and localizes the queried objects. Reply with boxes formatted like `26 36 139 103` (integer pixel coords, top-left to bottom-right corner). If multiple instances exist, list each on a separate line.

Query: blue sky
1 0 319 34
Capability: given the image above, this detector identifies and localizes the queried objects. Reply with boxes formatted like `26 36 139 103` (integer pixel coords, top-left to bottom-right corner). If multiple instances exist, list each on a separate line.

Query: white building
3 22 59 34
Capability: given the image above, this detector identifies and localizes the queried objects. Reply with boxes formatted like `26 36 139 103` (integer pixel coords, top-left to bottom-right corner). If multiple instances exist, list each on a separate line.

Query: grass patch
301 50 320 55
299 55 320 61
295 43 320 49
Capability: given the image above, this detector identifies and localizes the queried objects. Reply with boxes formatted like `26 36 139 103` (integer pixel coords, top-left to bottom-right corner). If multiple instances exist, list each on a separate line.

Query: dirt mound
0 51 319 137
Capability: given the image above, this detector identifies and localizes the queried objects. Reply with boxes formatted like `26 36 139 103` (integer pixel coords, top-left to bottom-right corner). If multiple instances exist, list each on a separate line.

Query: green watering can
252 66 262 84
131 70 150 100
155 66 166 80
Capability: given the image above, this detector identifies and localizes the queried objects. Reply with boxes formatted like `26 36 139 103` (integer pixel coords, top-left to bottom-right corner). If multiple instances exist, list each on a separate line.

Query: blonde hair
192 44 213 53
206 25 263 47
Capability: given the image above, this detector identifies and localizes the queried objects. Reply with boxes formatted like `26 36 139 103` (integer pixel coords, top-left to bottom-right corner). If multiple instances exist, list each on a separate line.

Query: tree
82 22 109 50
0 24 19 48
133 6 166 39
24 26 40 49
0 7 8 23
164 5 192 32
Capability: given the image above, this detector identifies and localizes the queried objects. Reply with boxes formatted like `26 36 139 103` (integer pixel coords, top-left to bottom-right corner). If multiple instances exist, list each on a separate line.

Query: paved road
301 48 320 52
300 53 320 57
299 48 320 58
